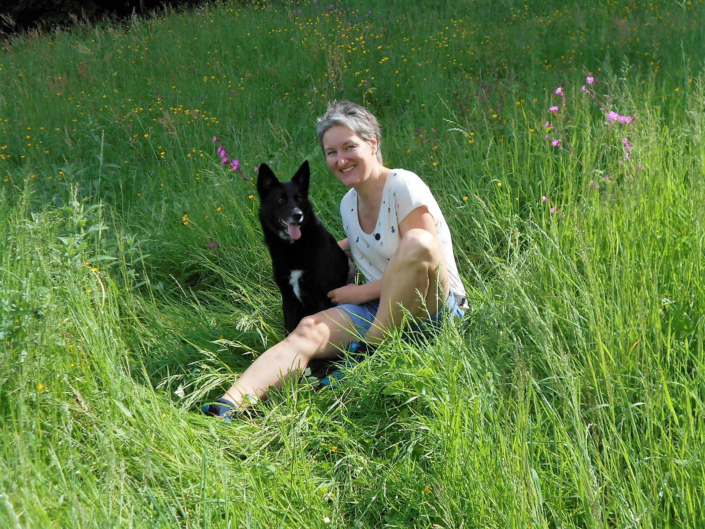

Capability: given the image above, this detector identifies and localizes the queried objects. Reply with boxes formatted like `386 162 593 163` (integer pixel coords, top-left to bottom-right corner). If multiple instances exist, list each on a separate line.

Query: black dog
256 161 354 334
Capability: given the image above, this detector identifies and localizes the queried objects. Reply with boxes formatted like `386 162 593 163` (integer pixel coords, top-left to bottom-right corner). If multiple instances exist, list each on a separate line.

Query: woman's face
322 125 379 188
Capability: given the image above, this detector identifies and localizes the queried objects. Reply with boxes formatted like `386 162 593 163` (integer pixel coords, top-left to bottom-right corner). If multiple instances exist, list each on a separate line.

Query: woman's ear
369 136 378 155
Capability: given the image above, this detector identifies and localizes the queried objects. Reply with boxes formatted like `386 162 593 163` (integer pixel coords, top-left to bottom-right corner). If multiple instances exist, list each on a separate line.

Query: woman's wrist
359 280 382 302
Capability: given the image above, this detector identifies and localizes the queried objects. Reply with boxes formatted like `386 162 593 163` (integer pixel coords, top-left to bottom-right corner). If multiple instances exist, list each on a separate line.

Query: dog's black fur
257 161 354 334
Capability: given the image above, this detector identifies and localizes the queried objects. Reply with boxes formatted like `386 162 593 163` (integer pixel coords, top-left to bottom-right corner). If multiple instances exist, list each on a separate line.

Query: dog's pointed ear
256 163 279 198
291 160 310 197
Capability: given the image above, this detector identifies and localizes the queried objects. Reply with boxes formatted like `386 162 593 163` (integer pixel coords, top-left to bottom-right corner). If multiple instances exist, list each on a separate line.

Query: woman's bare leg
220 307 357 407
362 228 450 346
214 229 448 410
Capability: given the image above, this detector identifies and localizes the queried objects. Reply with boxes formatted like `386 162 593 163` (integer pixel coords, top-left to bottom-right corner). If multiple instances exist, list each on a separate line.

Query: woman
203 100 467 418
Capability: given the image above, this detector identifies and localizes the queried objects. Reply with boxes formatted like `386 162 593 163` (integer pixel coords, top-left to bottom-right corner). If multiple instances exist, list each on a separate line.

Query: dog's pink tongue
288 223 302 240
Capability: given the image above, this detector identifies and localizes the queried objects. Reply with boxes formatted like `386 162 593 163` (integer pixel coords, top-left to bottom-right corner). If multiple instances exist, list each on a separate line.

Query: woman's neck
355 164 390 203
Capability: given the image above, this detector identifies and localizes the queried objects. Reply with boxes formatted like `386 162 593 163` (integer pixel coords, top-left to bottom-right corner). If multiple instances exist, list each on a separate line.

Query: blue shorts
335 290 466 343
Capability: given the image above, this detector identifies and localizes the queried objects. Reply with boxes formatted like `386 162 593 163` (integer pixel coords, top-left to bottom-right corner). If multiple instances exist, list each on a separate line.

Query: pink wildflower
555 87 563 96
550 207 556 214
542 196 547 202
549 106 559 114
551 139 561 147
230 159 240 171
607 111 620 122
545 121 552 129
586 76 594 85
581 85 587 93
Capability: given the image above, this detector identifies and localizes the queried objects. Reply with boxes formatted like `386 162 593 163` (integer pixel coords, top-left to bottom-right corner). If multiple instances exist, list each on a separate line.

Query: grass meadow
1 0 704 526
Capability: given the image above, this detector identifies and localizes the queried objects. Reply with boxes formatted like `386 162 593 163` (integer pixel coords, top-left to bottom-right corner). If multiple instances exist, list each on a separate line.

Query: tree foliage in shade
1 0 207 33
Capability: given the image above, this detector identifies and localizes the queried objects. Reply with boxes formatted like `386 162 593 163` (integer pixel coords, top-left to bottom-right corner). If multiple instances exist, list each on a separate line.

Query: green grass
1 0 704 526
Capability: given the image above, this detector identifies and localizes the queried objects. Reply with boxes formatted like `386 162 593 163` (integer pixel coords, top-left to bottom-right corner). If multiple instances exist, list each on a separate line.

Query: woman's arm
328 280 381 305
329 237 377 304
338 237 351 258
329 207 437 306
398 205 437 238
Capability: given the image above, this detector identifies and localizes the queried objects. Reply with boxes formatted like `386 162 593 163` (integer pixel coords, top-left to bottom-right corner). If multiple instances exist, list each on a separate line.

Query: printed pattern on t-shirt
340 169 466 299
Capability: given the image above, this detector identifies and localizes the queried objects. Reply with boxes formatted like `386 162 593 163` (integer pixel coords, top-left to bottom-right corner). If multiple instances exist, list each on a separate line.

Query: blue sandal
201 398 239 420
316 342 372 389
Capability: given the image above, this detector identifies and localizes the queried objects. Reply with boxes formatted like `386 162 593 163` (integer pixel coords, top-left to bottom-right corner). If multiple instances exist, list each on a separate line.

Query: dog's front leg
282 294 304 335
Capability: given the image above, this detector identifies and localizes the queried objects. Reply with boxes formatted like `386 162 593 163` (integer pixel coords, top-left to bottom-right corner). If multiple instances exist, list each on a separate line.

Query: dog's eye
278 197 286 204
295 196 302 203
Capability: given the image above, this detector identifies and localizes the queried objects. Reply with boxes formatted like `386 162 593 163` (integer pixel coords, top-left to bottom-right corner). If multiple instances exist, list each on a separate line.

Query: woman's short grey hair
317 100 383 163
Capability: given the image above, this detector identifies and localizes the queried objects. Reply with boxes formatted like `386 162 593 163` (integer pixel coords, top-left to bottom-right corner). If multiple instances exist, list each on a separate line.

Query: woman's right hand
327 281 381 306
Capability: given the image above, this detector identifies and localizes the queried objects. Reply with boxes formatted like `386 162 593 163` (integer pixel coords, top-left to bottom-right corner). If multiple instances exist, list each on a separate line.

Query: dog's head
256 161 313 242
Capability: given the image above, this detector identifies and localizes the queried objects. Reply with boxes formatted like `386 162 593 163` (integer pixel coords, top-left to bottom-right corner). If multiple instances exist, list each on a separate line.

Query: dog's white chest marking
289 270 304 302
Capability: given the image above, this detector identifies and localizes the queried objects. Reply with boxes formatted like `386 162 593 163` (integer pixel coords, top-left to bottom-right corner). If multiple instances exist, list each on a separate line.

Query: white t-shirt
340 169 467 306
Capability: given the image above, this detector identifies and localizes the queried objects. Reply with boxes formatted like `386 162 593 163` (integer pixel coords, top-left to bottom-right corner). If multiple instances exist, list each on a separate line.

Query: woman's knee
288 314 333 360
292 314 323 340
398 229 440 265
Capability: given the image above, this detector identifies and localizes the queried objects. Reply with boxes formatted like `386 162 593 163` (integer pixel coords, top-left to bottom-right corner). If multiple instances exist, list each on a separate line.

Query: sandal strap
214 397 236 408
202 398 238 419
